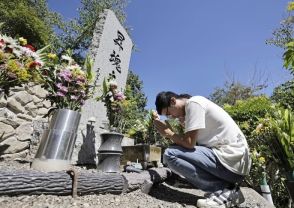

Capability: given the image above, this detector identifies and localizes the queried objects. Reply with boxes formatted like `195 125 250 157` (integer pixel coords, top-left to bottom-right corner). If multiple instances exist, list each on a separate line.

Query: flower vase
31 108 81 172
97 132 123 173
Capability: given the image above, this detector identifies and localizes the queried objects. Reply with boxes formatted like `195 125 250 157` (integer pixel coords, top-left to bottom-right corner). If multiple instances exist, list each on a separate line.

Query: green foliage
121 70 166 145
96 70 148 136
40 50 95 112
128 110 163 145
266 1 293 49
253 107 294 207
96 78 124 131
59 0 128 56
269 109 294 172
224 97 290 207
283 41 294 75
126 71 147 110
119 85 146 136
120 70 148 136
0 0 128 57
0 0 62 49
209 81 266 107
266 22 293 48
271 79 294 109
224 96 273 135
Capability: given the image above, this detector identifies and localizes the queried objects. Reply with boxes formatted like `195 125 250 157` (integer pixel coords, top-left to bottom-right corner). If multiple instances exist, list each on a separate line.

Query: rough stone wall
0 84 50 160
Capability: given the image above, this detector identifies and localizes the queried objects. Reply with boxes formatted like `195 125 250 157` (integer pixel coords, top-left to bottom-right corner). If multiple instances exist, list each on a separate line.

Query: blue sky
48 0 292 109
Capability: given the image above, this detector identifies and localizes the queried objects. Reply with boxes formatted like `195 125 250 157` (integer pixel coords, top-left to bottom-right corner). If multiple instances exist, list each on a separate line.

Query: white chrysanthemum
108 79 118 87
19 46 35 57
1 35 17 46
12 48 22 57
61 55 73 63
68 64 82 71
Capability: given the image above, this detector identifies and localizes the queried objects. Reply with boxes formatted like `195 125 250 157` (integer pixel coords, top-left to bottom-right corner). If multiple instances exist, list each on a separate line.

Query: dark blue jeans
163 145 244 192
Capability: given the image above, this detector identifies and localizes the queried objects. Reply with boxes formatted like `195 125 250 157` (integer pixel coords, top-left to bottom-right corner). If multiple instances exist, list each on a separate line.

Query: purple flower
58 69 72 82
76 81 85 86
56 91 65 97
76 75 86 83
56 83 68 93
114 91 125 101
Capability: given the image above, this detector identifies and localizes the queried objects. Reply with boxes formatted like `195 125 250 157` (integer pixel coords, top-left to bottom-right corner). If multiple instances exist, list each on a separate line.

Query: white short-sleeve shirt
184 96 251 175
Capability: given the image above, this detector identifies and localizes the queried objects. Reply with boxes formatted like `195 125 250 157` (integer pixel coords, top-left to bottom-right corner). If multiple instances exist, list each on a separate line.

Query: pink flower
56 83 68 93
114 91 125 101
76 75 86 83
0 39 4 48
58 69 72 82
56 91 65 97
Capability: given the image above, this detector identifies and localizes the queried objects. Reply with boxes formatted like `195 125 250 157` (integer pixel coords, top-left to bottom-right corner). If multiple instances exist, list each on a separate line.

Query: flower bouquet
0 34 44 97
97 78 126 132
31 51 95 172
39 50 94 113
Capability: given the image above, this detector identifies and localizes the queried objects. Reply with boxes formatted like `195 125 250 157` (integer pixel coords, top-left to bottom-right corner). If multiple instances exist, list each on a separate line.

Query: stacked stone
0 84 51 160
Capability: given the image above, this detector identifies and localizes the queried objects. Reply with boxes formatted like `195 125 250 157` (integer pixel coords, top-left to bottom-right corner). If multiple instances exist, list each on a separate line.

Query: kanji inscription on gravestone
73 9 133 165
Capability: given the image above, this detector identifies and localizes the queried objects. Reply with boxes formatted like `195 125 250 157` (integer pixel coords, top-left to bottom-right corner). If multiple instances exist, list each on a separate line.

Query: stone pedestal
97 132 123 173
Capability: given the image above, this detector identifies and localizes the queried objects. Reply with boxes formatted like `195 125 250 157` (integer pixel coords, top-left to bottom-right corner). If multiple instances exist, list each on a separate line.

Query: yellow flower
287 2 294 11
18 69 29 81
72 68 85 76
47 53 57 60
18 37 27 46
7 59 20 73
252 149 260 158
258 156 266 164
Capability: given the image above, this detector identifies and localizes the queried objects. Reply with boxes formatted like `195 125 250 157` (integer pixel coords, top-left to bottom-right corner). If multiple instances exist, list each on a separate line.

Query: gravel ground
0 183 202 208
0 160 274 208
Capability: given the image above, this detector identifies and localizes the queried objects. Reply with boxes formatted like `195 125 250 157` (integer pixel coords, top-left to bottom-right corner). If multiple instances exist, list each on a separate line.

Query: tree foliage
209 80 266 107
126 70 147 110
0 0 62 49
266 22 293 48
224 97 289 208
58 0 128 57
271 79 294 110
121 70 148 136
0 0 129 55
266 2 294 48
283 41 294 76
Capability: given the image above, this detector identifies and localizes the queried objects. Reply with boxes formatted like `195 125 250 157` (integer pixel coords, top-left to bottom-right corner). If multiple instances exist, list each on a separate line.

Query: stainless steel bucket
31 109 81 172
